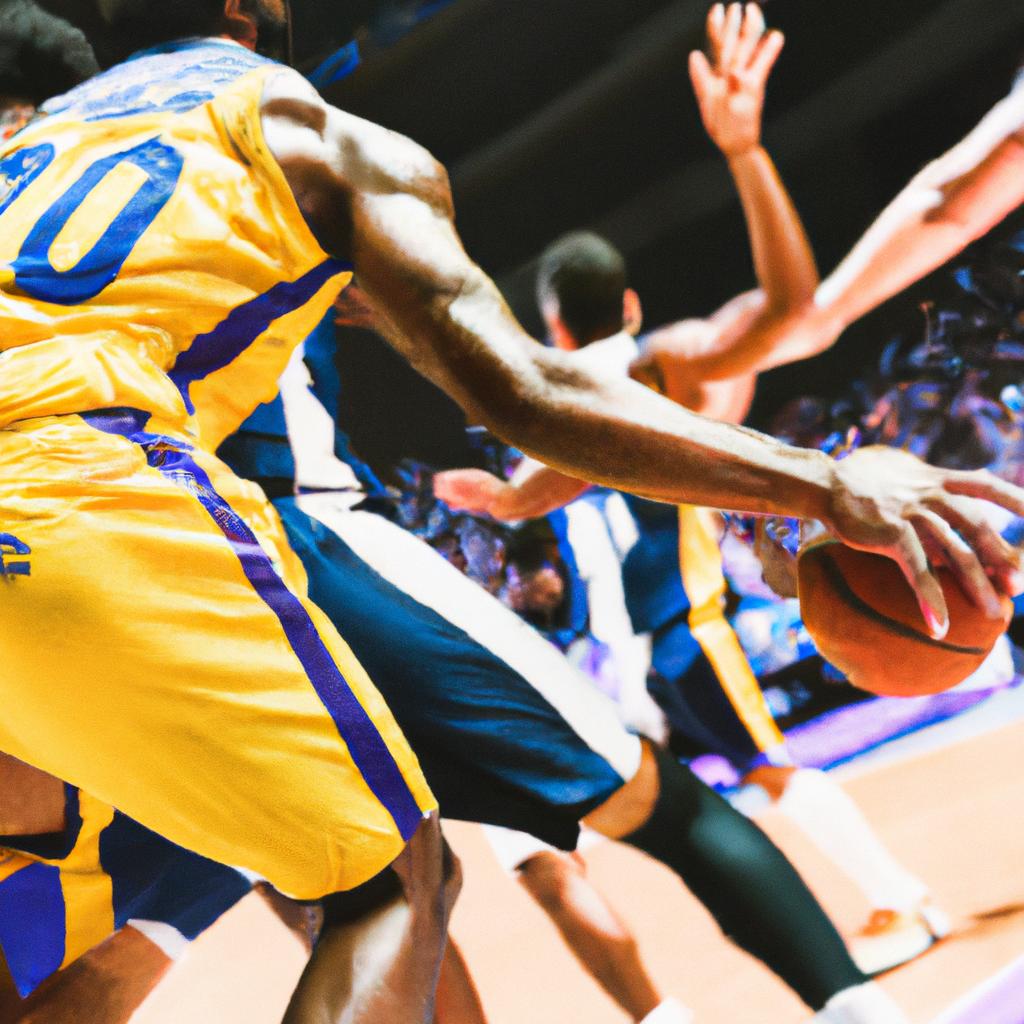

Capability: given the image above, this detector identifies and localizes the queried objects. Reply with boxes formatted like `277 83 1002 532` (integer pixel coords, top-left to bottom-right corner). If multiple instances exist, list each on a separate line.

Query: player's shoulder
259 70 449 205
641 318 718 359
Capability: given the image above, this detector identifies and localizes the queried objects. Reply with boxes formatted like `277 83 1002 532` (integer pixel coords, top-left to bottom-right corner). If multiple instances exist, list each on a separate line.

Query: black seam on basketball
817 555 989 656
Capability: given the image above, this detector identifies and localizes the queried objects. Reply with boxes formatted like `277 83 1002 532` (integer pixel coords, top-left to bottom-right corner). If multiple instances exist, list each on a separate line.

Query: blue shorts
0 786 251 997
275 495 644 852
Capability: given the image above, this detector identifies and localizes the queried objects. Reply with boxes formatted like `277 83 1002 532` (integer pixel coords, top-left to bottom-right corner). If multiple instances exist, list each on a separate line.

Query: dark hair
98 0 226 58
93 0 290 64
536 231 628 347
0 0 99 103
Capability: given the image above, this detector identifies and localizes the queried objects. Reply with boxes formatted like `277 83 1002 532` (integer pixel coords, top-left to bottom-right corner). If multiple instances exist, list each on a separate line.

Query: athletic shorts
276 494 643 852
0 787 252 997
0 411 435 900
648 624 788 772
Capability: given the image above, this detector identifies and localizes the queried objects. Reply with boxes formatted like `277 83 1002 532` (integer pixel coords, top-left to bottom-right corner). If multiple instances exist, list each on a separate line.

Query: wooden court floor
132 720 1024 1023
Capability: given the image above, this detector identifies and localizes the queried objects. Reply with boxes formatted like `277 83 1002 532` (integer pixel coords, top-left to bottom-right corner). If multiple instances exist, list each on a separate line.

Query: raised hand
824 446 1024 637
689 3 785 157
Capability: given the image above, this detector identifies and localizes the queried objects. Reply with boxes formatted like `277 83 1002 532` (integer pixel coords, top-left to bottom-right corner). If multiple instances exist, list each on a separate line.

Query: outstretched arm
633 3 820 391
812 76 1024 340
262 71 1024 635
433 462 590 521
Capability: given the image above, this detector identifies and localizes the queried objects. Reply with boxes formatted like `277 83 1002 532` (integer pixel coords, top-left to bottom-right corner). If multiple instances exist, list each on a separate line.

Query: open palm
690 3 784 157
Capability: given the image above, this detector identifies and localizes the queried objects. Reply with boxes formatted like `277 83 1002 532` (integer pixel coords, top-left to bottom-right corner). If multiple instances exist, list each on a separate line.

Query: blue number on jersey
11 137 184 306
0 144 55 219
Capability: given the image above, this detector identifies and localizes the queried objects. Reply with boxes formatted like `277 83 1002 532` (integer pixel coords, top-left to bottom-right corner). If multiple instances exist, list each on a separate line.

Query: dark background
293 0 1024 474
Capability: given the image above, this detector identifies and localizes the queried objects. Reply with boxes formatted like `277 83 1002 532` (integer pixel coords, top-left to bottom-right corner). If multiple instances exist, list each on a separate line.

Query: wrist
723 141 764 163
785 447 836 526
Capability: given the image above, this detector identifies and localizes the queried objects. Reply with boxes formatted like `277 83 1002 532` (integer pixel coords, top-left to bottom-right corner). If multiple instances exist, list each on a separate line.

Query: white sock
812 982 910 1023
639 997 694 1024
777 769 928 913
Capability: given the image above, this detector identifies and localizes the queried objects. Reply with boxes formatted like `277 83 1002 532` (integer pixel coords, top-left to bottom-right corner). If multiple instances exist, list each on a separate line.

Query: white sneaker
849 900 951 976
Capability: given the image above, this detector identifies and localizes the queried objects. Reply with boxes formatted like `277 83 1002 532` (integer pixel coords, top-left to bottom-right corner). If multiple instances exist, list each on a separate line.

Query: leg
275 502 897 1016
586 743 907 1018
283 813 457 1024
766 768 930 913
0 756 64 837
0 927 171 1024
434 941 487 1024
764 767 947 975
517 850 662 1022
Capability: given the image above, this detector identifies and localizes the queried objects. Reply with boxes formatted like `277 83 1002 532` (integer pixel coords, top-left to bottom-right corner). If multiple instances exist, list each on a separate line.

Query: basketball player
218 335 893 1016
441 226 951 976
0 755 256 1022
435 6 948 976
4 1 1022 1020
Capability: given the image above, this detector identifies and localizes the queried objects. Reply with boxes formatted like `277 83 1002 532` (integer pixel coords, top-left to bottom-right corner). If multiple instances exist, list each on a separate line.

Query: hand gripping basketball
822 446 1024 640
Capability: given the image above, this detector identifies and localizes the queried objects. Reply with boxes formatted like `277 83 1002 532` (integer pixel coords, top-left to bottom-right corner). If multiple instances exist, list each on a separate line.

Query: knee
583 740 661 839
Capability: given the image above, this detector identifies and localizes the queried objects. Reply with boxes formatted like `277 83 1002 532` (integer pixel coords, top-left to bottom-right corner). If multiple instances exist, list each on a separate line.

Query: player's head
34 0 292 66
536 231 642 351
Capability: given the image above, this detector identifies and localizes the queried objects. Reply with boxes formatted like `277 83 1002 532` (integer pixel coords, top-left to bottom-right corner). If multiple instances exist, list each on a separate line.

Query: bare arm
697 4 817 311
631 4 822 389
434 461 590 521
814 77 1024 341
261 71 1024 635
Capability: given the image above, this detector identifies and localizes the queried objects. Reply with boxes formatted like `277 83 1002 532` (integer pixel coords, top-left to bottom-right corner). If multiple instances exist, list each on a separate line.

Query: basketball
798 539 1013 697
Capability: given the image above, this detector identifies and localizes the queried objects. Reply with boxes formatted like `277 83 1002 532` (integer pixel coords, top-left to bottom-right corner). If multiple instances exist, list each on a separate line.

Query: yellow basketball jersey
0 39 351 444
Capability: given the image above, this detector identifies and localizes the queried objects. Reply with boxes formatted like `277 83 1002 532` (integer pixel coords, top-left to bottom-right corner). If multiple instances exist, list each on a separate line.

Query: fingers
944 469 1024 518
892 525 949 639
927 496 1024 597
707 3 726 63
688 49 715 101
717 3 744 70
912 510 1004 619
749 28 785 83
732 3 765 69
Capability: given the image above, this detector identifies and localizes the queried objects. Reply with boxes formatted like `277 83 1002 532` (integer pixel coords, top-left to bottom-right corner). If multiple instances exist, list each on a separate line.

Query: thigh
0 418 434 899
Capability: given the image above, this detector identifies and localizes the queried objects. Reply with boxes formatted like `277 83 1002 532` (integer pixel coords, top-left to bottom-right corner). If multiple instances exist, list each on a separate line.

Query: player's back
0 38 350 443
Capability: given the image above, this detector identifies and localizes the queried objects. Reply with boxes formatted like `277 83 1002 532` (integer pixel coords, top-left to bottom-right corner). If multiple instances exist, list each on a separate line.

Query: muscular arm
814 77 1024 341
261 74 835 519
261 70 1024 633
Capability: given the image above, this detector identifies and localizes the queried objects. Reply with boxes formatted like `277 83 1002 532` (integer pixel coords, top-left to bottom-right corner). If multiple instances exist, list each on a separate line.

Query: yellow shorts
0 410 435 899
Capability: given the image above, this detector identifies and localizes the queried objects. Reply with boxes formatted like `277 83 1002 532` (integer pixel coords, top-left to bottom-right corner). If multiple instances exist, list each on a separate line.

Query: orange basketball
798 539 1012 697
